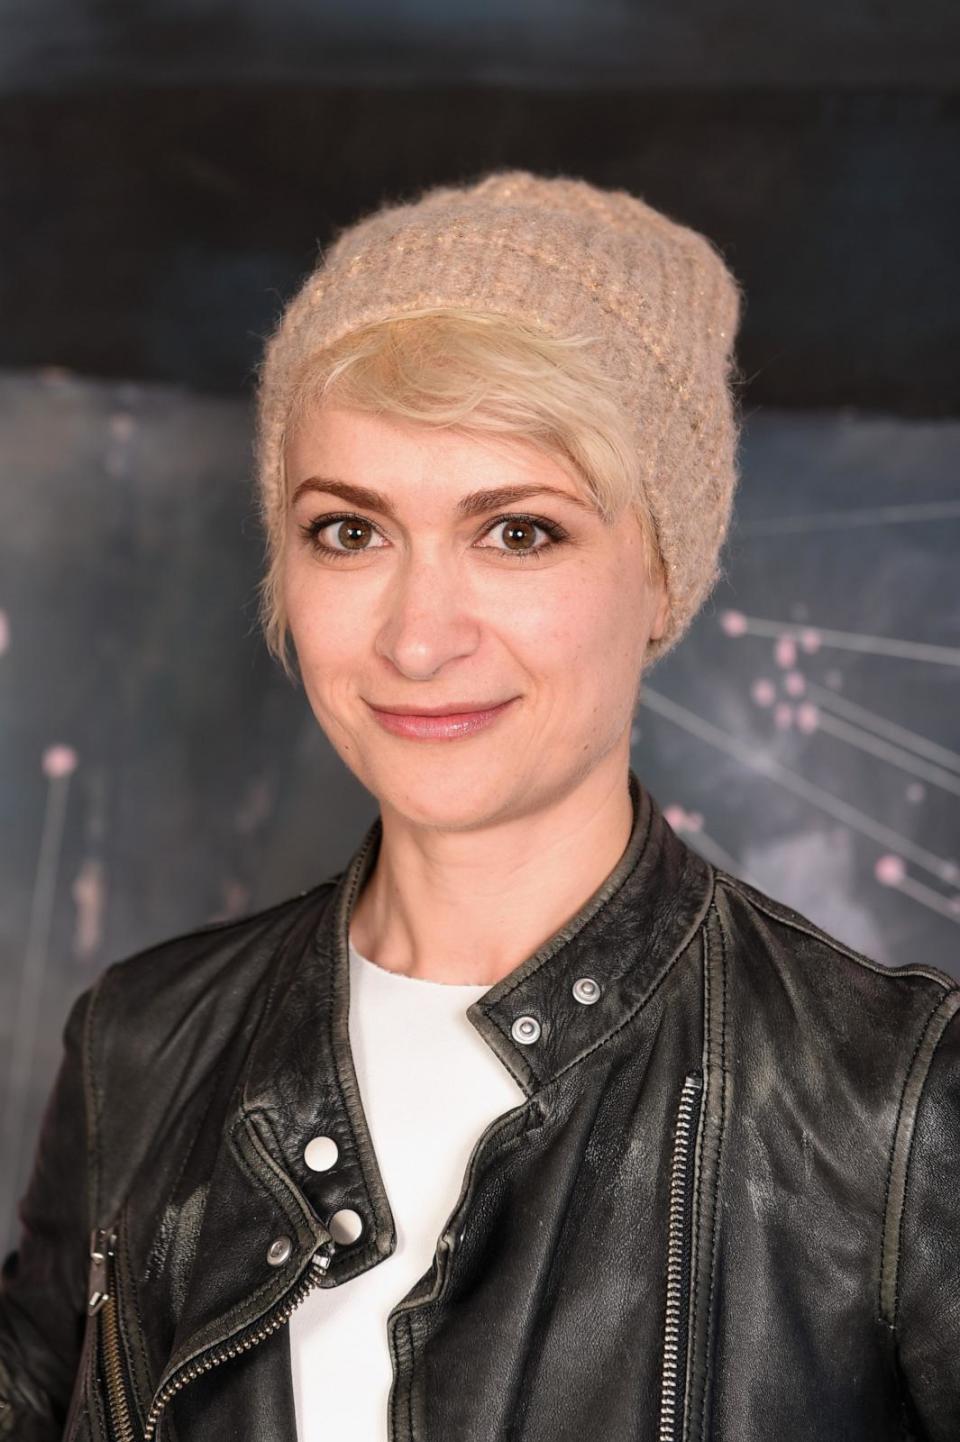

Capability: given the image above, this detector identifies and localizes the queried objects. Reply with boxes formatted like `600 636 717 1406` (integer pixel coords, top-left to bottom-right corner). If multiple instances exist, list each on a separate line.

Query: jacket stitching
557 937 700 1084
116 1203 152 1425
239 1113 322 1239
714 874 953 990
389 1315 401 1442
689 905 717 1436
150 1120 315 1365
239 885 340 1112
877 992 942 1327
688 906 715 1440
878 988 960 1335
892 994 960 1330
698 906 728 1442
547 863 717 1087
248 1104 387 1275
407 1311 416 1442
474 796 657 1010
689 1062 707 1440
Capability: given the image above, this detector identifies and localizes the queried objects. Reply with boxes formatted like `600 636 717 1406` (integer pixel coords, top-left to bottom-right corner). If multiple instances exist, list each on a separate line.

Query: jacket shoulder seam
878 985 960 1331
105 879 339 973
714 872 955 990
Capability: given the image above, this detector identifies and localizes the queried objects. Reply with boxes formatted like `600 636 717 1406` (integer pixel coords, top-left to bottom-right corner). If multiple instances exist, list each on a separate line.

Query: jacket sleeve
895 993 960 1441
0 984 96 1441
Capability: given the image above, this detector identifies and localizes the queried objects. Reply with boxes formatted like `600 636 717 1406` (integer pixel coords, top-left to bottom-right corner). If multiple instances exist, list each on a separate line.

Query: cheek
282 561 349 679
500 573 615 678
531 569 644 695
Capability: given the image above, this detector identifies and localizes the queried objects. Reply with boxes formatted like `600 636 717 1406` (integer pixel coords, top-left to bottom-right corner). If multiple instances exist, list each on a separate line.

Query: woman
2 170 957 1442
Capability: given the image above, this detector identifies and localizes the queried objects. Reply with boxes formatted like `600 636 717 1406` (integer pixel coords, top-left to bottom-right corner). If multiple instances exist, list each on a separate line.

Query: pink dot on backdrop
721 611 748 636
43 744 78 778
664 805 687 828
751 678 776 706
0 609 8 655
875 855 906 886
800 628 822 653
796 703 820 733
906 782 926 802
774 702 793 729
784 671 806 696
775 636 797 668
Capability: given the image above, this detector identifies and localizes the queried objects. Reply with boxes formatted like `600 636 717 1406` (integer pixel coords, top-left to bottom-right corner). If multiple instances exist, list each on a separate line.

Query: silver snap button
511 1014 541 1045
572 976 601 1005
328 1208 364 1245
266 1236 292 1267
304 1136 339 1171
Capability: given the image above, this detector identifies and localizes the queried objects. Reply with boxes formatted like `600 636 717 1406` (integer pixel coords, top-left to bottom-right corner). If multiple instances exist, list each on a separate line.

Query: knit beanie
254 168 744 666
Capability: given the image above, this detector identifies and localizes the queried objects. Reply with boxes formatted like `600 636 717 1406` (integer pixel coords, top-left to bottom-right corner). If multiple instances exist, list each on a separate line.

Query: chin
369 756 536 832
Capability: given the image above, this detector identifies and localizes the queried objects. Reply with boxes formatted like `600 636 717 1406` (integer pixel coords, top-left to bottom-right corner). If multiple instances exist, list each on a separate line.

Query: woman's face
282 403 668 829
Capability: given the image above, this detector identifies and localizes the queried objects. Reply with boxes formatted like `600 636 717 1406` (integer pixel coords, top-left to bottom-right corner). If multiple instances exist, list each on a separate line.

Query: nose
374 550 482 681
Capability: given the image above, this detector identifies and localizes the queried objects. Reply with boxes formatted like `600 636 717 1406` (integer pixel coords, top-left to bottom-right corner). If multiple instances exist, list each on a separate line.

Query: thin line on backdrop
721 615 960 667
807 683 960 776
811 710 960 798
734 500 960 536
638 687 959 896
894 872 960 924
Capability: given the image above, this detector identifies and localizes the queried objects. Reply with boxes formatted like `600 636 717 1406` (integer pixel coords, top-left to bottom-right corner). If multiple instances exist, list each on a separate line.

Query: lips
367 697 518 740
368 700 510 717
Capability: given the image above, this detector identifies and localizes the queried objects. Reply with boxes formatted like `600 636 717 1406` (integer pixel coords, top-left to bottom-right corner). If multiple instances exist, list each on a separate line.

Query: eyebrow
289 476 599 520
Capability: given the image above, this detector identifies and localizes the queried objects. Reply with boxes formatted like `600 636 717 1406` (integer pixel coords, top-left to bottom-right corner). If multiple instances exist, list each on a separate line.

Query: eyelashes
296 512 570 564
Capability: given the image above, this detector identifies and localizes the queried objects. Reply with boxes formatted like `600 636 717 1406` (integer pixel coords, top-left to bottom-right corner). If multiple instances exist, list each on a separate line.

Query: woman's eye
477 517 565 559
298 515 387 558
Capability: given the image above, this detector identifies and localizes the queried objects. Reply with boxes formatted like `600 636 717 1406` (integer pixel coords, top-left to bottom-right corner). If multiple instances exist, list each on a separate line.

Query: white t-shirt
288 934 527 1441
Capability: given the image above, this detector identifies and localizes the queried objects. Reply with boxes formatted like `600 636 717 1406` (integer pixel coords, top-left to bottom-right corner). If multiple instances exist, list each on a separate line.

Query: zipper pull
87 1226 115 1315
310 1238 337 1276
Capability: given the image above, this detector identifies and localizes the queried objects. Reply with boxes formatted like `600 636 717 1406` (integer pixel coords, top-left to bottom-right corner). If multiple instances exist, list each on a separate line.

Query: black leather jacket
2 771 959 1442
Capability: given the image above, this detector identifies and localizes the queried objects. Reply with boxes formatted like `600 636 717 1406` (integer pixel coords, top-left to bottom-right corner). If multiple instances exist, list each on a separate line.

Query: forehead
283 404 596 513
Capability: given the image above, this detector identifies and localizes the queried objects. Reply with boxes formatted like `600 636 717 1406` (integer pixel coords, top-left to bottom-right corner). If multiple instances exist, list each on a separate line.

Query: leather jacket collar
159 769 713 1397
250 766 713 1100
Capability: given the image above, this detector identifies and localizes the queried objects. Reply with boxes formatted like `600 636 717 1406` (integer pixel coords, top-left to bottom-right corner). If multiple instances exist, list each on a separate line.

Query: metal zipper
141 1238 337 1442
87 1226 136 1442
658 1069 705 1442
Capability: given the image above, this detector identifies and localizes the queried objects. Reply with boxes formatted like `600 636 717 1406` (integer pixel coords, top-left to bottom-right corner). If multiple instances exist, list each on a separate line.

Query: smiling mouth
365 697 519 740
367 700 515 717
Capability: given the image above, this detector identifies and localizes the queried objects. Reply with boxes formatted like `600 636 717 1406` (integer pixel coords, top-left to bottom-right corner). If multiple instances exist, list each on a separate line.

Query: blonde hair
256 305 665 683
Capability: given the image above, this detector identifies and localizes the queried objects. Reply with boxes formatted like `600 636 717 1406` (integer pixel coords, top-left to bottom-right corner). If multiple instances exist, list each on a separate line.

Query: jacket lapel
144 768 714 1421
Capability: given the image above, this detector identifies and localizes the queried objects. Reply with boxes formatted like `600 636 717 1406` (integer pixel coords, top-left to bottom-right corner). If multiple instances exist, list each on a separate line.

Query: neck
348 760 637 986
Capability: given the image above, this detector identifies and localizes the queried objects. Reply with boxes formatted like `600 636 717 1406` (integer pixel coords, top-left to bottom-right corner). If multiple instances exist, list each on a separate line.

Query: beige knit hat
254 168 744 665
